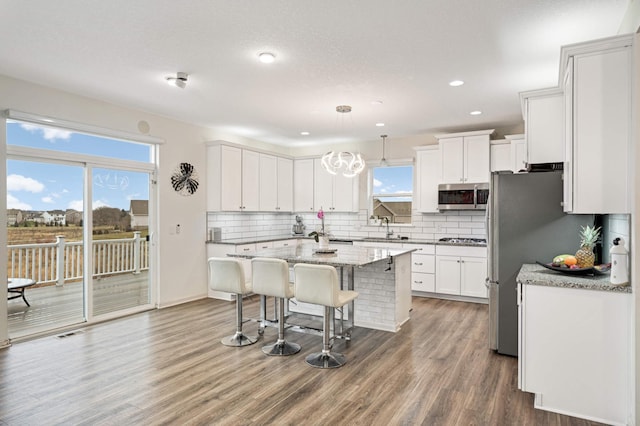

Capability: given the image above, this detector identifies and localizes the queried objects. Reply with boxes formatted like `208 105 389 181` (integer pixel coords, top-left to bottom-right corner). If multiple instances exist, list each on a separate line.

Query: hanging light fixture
320 105 366 178
380 134 388 166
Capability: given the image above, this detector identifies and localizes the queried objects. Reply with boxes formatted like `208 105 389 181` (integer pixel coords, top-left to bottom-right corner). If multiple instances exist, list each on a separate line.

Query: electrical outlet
176 224 181 234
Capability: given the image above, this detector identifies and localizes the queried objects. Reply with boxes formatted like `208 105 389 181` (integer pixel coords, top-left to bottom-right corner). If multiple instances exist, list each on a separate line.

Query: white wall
0 74 290 343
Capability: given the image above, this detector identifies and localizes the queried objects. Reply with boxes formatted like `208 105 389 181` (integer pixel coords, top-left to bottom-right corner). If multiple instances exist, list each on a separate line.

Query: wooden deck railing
7 232 149 286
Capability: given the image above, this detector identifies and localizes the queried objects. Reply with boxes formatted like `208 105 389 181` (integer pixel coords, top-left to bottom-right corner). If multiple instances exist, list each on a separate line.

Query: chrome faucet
380 217 394 239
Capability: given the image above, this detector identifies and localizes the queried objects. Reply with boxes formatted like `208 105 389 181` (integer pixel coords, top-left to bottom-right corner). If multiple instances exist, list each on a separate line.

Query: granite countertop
517 263 631 293
228 243 416 267
207 235 487 248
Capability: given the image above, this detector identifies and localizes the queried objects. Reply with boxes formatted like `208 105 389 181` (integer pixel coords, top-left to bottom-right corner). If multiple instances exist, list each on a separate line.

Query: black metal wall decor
171 162 199 196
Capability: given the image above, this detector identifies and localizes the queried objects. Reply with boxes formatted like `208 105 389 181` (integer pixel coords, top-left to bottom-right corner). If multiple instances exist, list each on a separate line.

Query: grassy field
7 226 148 245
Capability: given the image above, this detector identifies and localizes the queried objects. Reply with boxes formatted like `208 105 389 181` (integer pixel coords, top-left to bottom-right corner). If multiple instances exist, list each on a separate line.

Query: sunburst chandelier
320 105 366 178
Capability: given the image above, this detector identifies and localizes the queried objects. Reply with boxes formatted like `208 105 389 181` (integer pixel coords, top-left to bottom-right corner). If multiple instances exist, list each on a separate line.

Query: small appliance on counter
610 237 629 286
292 215 305 235
208 227 221 242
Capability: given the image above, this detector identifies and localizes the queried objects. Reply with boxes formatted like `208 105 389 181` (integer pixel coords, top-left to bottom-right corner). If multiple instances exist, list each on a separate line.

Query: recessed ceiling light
376 123 385 127
258 52 276 63
470 110 482 115
449 80 464 87
300 131 310 136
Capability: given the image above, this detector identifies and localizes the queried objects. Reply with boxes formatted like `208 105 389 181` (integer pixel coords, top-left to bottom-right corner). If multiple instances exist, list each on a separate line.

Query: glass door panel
6 160 85 338
90 167 151 316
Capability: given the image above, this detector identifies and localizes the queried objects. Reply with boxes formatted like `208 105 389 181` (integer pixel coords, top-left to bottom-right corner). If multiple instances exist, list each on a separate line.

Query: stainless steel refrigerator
487 171 594 356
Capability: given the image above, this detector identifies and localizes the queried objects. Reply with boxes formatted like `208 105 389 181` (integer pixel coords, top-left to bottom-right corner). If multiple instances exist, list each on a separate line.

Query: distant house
129 200 149 230
23 211 45 224
7 209 23 226
42 210 66 226
373 199 412 224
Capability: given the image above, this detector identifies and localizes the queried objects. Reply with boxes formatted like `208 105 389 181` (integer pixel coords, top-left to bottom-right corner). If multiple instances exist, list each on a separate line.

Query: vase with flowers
308 208 330 250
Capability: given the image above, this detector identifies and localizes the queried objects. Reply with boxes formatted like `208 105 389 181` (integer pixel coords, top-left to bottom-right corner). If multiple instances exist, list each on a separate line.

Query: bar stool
207 257 258 347
251 258 301 356
293 263 359 368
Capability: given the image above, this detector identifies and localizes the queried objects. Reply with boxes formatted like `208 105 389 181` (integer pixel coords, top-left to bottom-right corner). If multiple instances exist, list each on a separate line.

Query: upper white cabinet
490 134 526 173
293 159 315 212
561 34 633 214
206 142 293 212
519 88 564 165
437 129 493 183
258 154 293 212
313 158 359 212
414 146 441 213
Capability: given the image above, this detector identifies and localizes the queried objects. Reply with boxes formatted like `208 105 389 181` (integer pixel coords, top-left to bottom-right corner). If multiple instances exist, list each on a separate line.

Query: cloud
42 196 54 204
68 200 84 211
7 174 45 193
93 200 110 208
21 123 72 141
7 194 32 210
373 178 382 187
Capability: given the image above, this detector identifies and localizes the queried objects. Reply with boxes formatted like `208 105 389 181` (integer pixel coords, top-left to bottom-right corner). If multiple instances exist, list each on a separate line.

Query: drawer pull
414 280 423 284
243 248 251 251
414 262 423 266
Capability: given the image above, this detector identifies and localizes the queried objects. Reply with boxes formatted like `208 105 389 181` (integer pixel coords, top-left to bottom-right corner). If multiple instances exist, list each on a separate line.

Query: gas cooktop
438 237 487 244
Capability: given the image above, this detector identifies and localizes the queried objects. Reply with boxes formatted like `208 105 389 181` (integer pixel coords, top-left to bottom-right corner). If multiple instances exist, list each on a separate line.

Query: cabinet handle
414 280 423 284
457 260 461 263
414 262 423 266
243 248 251 251
283 243 289 247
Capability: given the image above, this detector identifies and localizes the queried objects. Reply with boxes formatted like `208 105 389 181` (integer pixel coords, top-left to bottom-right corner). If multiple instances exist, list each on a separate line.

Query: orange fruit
564 255 577 266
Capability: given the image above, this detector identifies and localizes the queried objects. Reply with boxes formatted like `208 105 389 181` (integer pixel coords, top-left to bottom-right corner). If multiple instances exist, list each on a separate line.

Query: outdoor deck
7 271 150 339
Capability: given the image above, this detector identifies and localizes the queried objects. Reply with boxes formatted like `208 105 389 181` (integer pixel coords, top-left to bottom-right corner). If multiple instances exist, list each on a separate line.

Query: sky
6 121 151 212
372 165 413 201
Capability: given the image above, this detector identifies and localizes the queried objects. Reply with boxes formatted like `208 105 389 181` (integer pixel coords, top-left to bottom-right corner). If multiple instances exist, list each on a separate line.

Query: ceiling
0 1 631 148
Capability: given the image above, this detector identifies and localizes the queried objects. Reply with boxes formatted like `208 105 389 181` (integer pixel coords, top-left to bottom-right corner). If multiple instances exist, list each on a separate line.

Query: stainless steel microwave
438 183 489 210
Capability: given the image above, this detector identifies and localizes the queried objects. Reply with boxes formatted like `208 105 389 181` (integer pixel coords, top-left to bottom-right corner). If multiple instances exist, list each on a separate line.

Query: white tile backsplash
601 214 630 263
207 209 487 241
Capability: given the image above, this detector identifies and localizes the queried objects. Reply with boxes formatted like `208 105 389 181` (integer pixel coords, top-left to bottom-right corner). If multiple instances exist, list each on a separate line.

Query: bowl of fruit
536 254 596 275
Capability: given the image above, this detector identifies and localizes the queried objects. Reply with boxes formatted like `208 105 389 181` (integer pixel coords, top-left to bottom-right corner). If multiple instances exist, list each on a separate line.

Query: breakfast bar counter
229 242 415 332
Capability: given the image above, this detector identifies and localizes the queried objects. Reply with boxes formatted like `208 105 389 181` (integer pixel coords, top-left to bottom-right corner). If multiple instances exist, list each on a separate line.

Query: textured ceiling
0 0 630 147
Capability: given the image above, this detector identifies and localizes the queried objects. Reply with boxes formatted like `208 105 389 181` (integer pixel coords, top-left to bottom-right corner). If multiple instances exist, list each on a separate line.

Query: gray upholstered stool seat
293 263 359 368
252 258 301 356
208 257 258 347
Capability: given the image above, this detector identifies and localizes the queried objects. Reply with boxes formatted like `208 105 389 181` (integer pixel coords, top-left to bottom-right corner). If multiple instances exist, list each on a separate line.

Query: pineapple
575 225 601 267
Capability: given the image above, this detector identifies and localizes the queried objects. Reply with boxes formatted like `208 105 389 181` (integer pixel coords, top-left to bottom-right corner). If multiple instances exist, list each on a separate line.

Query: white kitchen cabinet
561 34 633 214
313 158 358 212
293 158 315 212
407 244 436 293
490 140 511 172
259 154 293 212
277 157 293 211
259 154 278 211
519 283 630 425
207 142 293 212
509 135 526 173
435 245 487 298
241 150 260 211
414 146 441 213
437 129 493 184
519 87 564 165
490 135 527 173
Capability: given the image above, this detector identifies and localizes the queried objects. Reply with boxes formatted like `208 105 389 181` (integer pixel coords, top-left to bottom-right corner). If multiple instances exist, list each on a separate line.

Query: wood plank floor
0 296 605 425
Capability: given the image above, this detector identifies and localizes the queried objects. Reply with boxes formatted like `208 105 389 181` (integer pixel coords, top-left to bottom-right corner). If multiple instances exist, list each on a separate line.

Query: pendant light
320 105 366 178
380 134 388 166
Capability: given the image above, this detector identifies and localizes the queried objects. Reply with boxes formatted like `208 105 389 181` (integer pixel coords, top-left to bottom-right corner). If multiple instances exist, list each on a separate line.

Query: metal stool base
305 351 346 369
262 340 301 356
221 332 258 347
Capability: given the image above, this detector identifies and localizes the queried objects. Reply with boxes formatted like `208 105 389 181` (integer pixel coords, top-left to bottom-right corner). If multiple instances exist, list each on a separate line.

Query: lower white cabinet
518 283 630 425
407 244 435 293
435 245 487 298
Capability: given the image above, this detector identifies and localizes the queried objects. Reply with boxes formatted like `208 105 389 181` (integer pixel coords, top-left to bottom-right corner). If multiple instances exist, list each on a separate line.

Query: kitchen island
229 242 415 332
517 264 631 425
